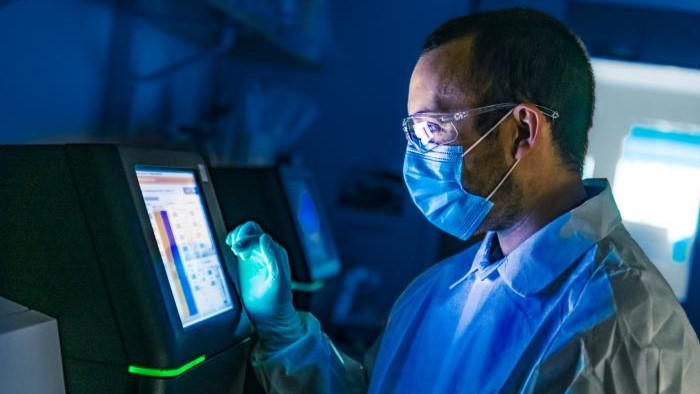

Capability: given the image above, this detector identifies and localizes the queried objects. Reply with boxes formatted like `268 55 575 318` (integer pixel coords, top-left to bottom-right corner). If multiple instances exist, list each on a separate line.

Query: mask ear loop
486 159 520 201
460 108 515 158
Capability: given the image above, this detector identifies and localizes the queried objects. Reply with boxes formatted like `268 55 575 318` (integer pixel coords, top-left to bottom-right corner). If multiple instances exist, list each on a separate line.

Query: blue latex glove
226 221 303 352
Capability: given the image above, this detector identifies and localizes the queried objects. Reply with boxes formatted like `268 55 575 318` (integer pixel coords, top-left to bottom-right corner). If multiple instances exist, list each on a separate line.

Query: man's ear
511 104 542 161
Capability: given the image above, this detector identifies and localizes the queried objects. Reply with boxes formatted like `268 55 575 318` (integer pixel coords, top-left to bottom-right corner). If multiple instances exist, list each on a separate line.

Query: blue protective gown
250 179 700 393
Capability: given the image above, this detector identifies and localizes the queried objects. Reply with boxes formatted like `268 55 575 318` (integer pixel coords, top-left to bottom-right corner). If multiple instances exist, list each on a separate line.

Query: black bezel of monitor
134 165 235 329
116 147 251 366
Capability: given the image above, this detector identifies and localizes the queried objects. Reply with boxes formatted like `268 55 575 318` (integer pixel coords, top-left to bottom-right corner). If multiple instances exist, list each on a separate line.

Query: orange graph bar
154 211 191 317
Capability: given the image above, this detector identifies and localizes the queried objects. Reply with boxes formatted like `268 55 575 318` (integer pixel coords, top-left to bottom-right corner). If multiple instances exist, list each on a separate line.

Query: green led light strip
128 355 206 378
291 280 325 293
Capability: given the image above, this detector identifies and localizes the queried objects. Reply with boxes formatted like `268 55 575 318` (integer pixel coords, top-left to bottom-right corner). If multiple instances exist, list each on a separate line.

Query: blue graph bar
161 211 198 316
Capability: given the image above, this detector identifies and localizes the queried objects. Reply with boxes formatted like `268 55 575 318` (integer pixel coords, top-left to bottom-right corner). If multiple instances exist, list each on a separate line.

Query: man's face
407 38 524 233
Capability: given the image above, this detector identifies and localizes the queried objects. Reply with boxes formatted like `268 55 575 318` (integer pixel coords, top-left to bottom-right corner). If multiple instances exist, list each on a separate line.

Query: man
226 8 700 393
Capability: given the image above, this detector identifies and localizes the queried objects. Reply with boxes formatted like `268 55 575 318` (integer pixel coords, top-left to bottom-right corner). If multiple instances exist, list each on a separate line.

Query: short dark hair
422 8 594 174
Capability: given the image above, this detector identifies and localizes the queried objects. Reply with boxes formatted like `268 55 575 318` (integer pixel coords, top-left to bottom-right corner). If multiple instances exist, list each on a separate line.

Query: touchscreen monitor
136 167 233 328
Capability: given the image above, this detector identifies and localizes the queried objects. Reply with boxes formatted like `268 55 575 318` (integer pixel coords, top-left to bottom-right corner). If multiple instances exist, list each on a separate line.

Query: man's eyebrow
409 102 452 116
409 104 466 116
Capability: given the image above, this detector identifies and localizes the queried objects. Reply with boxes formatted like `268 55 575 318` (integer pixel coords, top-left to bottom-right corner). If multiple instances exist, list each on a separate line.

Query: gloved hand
226 221 303 353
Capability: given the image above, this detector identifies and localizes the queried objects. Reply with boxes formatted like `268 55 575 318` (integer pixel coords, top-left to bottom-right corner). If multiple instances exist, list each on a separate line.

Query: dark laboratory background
0 0 699 393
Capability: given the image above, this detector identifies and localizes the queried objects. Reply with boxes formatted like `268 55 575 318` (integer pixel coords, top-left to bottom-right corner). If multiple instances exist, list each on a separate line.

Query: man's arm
525 262 700 393
529 312 700 393
250 312 376 394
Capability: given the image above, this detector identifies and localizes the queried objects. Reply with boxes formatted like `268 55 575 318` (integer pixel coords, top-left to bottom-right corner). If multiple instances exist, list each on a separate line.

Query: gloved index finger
226 221 264 246
231 235 262 257
260 234 285 263
259 233 290 281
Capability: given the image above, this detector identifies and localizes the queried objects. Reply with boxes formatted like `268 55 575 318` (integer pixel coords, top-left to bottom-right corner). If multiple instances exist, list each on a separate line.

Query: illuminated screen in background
136 168 233 328
284 177 341 280
613 125 700 302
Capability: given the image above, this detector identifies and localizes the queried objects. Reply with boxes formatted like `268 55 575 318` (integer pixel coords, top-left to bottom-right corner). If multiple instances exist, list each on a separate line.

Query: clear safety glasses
402 102 559 153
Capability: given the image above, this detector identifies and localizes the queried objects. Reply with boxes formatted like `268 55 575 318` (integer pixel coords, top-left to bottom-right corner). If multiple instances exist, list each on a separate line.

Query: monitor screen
282 173 341 280
136 167 233 328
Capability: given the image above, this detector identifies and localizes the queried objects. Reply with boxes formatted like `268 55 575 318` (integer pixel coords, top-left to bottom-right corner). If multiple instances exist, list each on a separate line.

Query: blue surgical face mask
403 112 520 240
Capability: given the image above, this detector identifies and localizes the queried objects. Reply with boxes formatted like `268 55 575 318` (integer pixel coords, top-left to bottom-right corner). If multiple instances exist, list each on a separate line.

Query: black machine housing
0 144 259 393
